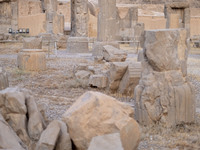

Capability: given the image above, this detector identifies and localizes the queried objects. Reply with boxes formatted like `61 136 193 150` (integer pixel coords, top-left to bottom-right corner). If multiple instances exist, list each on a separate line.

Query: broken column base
67 37 89 53
17 49 46 71
92 41 119 58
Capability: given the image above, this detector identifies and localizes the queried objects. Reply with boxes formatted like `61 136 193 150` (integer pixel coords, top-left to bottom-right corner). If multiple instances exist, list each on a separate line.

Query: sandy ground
1 43 200 150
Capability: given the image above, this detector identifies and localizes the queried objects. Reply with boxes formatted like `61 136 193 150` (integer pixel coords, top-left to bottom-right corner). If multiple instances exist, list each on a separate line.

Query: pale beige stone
36 120 61 150
0 113 26 150
88 133 124 150
26 96 46 141
17 49 46 71
55 121 72 150
23 37 42 49
62 91 140 150
103 45 127 62
118 62 142 96
0 67 9 90
89 75 108 88
108 62 128 91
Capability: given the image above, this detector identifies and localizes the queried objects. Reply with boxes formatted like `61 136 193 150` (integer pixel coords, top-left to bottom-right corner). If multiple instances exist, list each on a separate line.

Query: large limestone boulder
0 67 9 90
134 29 195 127
62 91 140 150
0 113 26 150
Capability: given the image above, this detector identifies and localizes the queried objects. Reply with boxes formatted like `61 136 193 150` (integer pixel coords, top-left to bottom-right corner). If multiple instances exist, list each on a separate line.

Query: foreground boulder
0 113 26 150
62 91 140 150
0 67 9 90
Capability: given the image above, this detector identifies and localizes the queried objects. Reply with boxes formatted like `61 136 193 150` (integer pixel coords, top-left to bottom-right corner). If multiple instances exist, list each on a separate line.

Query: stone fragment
144 29 188 72
62 91 140 150
137 50 144 62
36 120 61 150
17 49 46 71
55 121 72 150
103 45 127 62
0 67 9 90
0 113 26 150
108 62 128 91
75 70 91 85
26 96 46 141
23 37 42 49
118 62 142 96
89 75 108 88
88 133 123 150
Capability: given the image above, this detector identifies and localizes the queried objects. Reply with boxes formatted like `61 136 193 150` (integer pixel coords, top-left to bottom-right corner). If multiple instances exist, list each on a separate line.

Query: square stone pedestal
67 37 89 53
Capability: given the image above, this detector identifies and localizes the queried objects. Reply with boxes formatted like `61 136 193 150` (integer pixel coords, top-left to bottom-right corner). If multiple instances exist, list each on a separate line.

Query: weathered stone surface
0 113 26 150
17 49 46 71
36 120 61 150
134 71 195 127
89 75 108 88
108 62 128 91
0 67 9 90
88 133 124 150
144 29 189 73
67 37 89 53
118 62 142 96
26 96 46 141
55 121 72 150
134 29 195 127
103 45 127 62
75 70 91 86
23 37 42 49
0 88 30 146
62 91 140 150
137 50 144 62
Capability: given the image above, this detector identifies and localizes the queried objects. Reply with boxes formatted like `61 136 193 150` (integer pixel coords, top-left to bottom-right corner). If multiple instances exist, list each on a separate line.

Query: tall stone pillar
67 0 89 53
92 0 119 56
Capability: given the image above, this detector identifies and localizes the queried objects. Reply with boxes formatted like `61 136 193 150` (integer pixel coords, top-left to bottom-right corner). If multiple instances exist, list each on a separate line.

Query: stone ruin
0 67 9 90
17 37 46 71
0 88 140 150
134 28 195 127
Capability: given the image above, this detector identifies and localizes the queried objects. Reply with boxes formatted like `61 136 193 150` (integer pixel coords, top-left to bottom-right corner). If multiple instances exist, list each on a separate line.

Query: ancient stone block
26 96 46 141
23 37 42 49
17 49 46 71
0 67 9 90
67 37 88 53
108 62 128 91
103 45 127 62
89 75 108 88
36 120 61 150
134 29 195 127
118 62 142 96
62 91 140 150
144 29 188 73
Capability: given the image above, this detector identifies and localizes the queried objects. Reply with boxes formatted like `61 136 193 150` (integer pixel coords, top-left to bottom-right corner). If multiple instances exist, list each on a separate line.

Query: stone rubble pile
0 88 71 150
0 88 141 150
134 29 196 127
